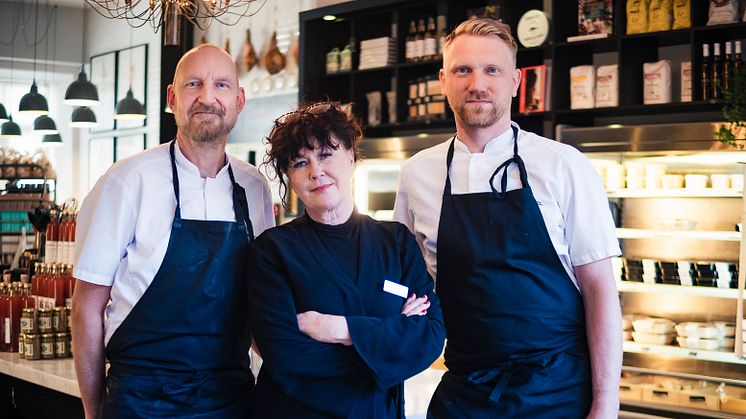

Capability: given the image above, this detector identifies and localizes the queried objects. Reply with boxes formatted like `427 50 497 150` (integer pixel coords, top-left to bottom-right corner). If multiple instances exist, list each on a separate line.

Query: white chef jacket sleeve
560 149 621 267
74 174 138 286
393 166 415 233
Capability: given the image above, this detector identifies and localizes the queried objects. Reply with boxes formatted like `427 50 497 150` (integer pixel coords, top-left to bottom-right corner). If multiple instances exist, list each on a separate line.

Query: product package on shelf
575 0 613 40
570 65 596 109
595 64 619 107
627 0 651 34
358 37 396 70
643 60 672 104
648 0 673 32
519 65 546 113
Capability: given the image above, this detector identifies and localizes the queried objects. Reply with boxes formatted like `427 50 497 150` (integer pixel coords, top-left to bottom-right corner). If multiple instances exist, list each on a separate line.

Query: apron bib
103 140 255 419
428 127 591 418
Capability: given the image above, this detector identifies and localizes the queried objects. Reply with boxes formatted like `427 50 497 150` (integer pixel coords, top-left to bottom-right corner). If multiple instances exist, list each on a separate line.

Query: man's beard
451 95 503 129
179 104 236 143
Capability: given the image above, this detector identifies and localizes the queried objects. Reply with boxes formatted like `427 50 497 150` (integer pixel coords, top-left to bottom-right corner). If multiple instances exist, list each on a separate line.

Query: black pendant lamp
42 133 63 146
19 80 49 116
33 115 59 134
64 68 99 106
70 106 98 128
0 103 8 123
115 88 146 120
1 116 22 138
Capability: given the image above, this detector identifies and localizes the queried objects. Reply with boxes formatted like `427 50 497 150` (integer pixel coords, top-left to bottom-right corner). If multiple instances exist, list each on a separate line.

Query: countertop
0 353 79 397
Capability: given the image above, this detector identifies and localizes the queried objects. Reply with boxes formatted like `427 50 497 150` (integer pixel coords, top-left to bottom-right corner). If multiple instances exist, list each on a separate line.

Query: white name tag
383 279 408 299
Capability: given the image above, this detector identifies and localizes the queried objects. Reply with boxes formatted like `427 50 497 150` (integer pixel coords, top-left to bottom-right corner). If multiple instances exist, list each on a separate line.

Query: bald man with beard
71 44 274 419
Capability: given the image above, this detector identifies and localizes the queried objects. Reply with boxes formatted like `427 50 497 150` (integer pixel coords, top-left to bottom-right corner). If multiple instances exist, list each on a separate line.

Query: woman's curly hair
264 102 363 210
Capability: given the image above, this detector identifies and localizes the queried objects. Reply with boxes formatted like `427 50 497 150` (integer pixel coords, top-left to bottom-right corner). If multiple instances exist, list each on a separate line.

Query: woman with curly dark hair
248 102 445 418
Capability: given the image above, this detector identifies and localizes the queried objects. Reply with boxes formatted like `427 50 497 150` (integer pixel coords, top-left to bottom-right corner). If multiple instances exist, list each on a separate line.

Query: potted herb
716 67 746 148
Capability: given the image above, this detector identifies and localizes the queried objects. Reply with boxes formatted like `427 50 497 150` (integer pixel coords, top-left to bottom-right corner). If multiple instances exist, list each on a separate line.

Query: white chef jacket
394 123 620 289
74 141 275 345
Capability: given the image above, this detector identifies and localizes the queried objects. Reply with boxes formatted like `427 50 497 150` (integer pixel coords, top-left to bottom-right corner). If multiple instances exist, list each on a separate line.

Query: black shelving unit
300 0 746 140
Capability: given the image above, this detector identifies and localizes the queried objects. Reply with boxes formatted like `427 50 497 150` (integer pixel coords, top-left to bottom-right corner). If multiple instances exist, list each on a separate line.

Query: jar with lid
37 308 53 333
21 308 37 334
53 307 67 332
18 333 25 359
40 334 55 359
55 333 70 358
24 334 40 360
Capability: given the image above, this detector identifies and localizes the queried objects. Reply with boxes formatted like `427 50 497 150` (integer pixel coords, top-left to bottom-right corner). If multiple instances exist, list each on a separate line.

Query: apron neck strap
444 126 528 199
169 140 182 220
169 140 252 242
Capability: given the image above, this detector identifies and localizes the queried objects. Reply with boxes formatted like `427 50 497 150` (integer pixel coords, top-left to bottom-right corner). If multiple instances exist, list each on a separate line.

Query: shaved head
174 44 238 87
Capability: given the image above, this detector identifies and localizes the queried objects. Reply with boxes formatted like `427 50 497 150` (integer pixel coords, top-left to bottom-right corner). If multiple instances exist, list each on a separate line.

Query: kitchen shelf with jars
299 0 546 138
561 119 746 415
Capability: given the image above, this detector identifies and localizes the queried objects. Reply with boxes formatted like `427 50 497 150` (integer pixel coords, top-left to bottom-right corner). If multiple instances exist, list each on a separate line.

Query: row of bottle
407 76 448 121
701 40 743 101
45 211 77 265
0 282 36 352
31 263 75 310
405 16 447 63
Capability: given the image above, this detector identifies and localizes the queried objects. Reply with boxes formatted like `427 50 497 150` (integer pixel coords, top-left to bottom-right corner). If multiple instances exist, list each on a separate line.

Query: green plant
716 67 746 148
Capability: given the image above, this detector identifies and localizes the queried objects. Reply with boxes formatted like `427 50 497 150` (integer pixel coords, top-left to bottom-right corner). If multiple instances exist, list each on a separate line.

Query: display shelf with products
617 281 741 300
616 227 741 241
623 341 746 366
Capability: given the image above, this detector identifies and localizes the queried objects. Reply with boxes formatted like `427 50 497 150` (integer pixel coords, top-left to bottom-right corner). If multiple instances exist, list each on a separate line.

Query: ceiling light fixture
33 115 59 134
41 133 63 146
70 106 99 128
19 0 50 116
65 3 99 106
1 116 22 138
84 0 264 46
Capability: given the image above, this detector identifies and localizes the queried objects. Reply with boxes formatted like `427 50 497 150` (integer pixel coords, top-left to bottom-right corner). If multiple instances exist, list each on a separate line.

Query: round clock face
517 10 550 48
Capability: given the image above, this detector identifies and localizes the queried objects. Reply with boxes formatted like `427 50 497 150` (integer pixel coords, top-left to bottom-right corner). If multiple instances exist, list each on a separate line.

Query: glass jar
24 334 40 360
21 308 37 334
53 307 67 332
18 333 25 359
40 334 55 359
37 308 53 334
54 333 70 358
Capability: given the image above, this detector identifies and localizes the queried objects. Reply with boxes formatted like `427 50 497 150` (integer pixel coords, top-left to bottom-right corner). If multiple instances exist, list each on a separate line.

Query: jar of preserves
21 308 37 334
54 333 70 358
37 308 53 333
53 307 68 332
65 307 72 332
18 333 25 359
40 334 55 359
25 334 40 360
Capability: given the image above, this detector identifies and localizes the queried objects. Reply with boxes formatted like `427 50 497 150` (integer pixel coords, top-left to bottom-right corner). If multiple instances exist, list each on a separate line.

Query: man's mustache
188 104 225 117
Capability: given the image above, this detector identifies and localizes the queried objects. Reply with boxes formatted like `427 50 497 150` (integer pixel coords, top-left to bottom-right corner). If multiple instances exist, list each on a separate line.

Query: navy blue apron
428 127 592 418
103 140 255 419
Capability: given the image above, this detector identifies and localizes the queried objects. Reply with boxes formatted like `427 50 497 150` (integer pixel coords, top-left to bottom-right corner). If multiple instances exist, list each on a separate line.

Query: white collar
454 124 516 155
173 141 230 179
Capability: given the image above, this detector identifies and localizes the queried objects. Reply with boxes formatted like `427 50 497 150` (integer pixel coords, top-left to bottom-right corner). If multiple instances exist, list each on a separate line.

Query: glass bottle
711 42 721 100
406 20 416 63
701 43 711 101
424 16 437 61
413 18 425 62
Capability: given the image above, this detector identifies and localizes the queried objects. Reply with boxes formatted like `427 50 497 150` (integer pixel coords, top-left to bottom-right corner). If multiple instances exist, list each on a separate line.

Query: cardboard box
678 388 720 411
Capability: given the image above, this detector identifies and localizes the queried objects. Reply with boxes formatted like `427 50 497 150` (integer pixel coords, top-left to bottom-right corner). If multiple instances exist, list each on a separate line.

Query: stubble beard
452 99 503 129
178 105 237 144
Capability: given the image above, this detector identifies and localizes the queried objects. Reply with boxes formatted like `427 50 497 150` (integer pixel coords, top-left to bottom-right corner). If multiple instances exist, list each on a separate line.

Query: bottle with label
405 20 417 63
9 284 23 352
424 16 437 61
711 42 722 100
0 284 7 351
413 18 425 62
723 41 733 93
65 265 74 308
701 43 711 101
437 15 447 58
735 41 743 75
45 216 58 264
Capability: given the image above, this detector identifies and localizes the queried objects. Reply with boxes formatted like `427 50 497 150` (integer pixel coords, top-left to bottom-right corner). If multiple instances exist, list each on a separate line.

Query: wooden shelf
617 281 739 299
616 228 741 241
608 188 742 198
624 341 746 365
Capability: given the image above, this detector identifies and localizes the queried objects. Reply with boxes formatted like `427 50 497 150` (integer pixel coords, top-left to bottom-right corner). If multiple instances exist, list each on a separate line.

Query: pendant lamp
33 115 59 134
19 80 49 116
70 106 98 128
0 116 22 138
65 6 99 107
41 133 63 146
115 88 146 120
19 1 49 116
64 68 99 106
0 103 8 123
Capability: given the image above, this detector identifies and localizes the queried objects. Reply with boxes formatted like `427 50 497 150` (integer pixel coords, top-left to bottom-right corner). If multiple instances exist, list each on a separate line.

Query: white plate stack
359 37 397 70
675 321 735 350
632 318 676 345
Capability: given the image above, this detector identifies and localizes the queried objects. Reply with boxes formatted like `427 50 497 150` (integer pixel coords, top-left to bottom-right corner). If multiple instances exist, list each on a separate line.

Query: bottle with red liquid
69 214 77 266
22 283 35 309
8 284 23 352
0 284 7 351
54 265 66 307
67 265 76 308
45 216 58 264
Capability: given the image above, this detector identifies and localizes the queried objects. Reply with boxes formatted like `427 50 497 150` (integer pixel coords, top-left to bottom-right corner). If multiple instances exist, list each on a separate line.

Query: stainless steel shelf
616 228 741 241
617 281 739 299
